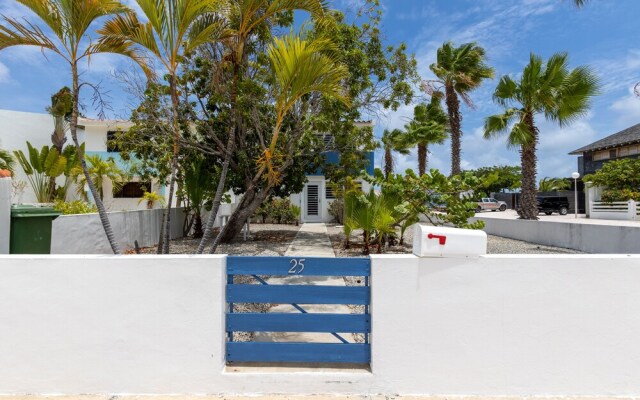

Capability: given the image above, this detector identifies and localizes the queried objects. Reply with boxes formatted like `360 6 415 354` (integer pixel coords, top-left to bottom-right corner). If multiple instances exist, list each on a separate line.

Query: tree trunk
519 113 539 220
445 83 462 176
196 64 240 254
210 184 271 252
193 212 203 238
160 74 181 254
417 143 427 176
70 63 121 254
384 147 393 179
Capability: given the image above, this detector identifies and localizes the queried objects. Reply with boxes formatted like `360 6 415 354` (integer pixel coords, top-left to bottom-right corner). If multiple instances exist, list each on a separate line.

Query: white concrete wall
2 254 640 396
0 177 10 253
51 207 185 254
0 109 63 203
473 216 640 253
590 201 638 221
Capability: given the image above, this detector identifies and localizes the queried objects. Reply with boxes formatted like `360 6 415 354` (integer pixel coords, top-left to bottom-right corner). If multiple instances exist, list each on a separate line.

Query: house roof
569 122 640 155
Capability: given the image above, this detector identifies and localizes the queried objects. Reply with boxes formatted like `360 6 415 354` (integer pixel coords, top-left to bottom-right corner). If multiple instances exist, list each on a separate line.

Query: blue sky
0 0 639 178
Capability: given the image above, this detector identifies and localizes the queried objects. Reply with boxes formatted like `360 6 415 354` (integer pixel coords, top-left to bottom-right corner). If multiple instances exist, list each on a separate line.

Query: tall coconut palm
0 0 150 254
405 96 448 175
97 0 227 253
484 52 599 220
197 0 327 254
381 129 409 179
428 42 494 176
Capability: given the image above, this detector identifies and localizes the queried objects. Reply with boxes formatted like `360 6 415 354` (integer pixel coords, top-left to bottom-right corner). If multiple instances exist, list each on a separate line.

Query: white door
305 184 322 222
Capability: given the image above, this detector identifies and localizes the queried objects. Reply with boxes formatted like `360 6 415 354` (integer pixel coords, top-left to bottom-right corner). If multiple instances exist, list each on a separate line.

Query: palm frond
0 16 60 56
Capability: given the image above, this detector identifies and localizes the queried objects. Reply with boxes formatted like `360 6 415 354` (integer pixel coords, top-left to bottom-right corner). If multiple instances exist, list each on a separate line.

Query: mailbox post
413 225 487 258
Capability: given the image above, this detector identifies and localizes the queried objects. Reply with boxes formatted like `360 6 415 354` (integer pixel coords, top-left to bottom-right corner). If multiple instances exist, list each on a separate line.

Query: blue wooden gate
226 256 371 364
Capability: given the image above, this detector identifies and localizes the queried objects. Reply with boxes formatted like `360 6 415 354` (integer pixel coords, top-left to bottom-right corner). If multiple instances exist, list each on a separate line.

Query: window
326 185 336 199
609 149 617 159
114 182 150 198
107 131 122 152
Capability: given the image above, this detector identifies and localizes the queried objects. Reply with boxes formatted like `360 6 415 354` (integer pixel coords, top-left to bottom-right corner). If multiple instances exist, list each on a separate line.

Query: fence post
630 200 638 221
0 177 11 254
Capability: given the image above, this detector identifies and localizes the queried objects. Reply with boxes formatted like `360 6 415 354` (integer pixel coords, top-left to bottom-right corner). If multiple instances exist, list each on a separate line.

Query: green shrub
601 189 640 203
254 197 299 224
53 200 97 215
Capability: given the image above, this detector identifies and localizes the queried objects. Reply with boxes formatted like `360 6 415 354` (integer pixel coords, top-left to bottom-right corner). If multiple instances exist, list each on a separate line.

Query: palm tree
539 177 570 192
405 96 448 175
381 129 409 179
209 31 349 253
97 0 226 253
197 0 327 254
428 42 494 176
484 53 599 220
73 154 128 202
0 0 149 254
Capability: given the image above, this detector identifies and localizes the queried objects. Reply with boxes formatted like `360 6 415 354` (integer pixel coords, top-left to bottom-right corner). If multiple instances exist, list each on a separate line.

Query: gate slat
227 256 370 276
227 284 370 305
227 313 370 333
226 342 371 363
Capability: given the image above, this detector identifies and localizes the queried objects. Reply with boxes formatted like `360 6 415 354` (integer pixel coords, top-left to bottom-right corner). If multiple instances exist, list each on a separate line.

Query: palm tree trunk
70 63 121 254
519 113 539 220
160 75 181 254
445 83 462 176
417 143 427 176
196 63 240 254
384 147 393 179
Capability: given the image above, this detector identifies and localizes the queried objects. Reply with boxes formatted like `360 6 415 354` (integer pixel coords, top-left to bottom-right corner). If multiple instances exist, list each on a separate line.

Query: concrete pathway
256 223 355 344
284 223 336 257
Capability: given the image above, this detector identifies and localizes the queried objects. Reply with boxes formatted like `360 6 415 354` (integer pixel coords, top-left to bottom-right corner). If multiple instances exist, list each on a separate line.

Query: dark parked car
537 196 569 215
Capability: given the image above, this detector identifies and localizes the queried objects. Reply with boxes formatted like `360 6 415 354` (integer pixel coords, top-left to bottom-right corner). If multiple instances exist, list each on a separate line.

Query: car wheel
559 207 568 215
476 206 482 213
499 205 507 211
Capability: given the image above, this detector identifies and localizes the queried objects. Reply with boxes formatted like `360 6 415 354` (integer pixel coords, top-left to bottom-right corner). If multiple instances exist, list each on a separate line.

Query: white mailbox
413 224 487 258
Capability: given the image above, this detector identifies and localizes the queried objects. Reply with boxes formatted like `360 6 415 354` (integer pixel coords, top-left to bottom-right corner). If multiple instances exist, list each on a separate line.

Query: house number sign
288 258 306 274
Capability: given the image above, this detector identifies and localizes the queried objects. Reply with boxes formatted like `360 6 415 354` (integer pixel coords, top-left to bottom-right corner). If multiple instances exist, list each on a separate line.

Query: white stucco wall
1 253 640 395
0 177 10 253
473 216 640 253
0 109 64 203
51 207 185 254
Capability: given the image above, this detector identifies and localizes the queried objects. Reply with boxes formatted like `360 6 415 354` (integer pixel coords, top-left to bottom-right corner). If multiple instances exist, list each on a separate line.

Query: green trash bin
10 205 61 254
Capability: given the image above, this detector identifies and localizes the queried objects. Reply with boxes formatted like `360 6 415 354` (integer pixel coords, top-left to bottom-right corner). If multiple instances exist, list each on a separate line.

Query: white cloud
609 87 640 127
592 49 640 93
0 61 10 83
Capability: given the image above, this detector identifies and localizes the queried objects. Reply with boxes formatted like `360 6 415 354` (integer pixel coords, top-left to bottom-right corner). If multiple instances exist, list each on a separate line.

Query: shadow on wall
50 207 186 254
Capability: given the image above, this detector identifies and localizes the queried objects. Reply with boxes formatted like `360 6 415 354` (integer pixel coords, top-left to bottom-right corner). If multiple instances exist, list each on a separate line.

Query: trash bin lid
11 204 61 218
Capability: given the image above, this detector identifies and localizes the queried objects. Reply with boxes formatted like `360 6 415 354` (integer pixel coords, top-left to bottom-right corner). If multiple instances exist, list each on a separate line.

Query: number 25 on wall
288 258 305 274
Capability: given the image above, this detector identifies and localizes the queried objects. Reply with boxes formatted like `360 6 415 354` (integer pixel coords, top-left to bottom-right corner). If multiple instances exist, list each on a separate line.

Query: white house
1 108 374 223
0 109 164 210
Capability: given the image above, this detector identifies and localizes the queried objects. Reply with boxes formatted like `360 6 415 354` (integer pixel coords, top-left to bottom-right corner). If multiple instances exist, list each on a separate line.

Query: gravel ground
326 223 584 255
138 223 300 255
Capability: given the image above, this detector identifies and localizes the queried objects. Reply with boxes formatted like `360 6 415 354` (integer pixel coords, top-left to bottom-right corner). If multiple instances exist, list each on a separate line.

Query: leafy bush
53 200 97 215
328 199 344 224
584 158 640 191
601 189 640 203
254 197 299 224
